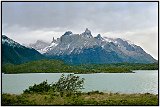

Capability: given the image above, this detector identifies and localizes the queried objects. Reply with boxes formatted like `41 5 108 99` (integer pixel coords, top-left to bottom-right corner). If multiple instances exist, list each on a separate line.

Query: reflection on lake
2 70 158 94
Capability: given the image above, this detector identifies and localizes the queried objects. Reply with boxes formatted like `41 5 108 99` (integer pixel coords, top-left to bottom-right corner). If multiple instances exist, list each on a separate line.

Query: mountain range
2 28 156 65
29 28 156 64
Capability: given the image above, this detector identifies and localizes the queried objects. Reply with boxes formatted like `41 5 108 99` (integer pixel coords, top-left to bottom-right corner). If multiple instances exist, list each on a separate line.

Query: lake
2 70 158 94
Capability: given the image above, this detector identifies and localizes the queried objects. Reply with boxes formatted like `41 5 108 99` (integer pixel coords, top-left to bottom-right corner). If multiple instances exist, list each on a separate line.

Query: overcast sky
2 2 158 59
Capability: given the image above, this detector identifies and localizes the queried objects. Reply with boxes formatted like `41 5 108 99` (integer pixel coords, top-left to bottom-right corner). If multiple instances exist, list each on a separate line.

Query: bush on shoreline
23 74 85 95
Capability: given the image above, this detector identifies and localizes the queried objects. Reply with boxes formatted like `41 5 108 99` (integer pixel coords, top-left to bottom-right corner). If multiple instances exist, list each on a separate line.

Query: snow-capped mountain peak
29 40 50 53
81 28 93 38
62 31 73 36
2 35 24 48
94 34 104 41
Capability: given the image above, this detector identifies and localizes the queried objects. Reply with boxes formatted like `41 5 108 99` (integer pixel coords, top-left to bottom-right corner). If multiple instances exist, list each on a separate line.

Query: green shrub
24 80 51 93
53 74 84 93
23 74 84 94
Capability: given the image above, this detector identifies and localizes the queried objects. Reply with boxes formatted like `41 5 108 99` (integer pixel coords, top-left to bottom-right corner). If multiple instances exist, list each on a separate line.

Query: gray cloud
2 2 158 59
2 2 158 31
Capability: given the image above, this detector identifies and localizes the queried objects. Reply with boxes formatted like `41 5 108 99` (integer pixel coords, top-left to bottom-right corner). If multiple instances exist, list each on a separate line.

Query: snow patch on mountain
38 42 58 54
2 35 25 48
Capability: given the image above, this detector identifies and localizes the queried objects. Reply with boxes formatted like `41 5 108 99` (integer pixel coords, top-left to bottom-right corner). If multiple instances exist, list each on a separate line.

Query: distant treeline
2 59 158 74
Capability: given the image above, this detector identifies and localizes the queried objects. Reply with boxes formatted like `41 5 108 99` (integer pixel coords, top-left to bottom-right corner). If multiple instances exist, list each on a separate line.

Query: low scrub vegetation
2 91 158 105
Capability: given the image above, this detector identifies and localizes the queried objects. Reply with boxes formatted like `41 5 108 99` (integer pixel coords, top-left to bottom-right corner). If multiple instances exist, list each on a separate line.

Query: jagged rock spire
52 37 57 43
95 34 104 40
82 28 92 38
63 31 73 36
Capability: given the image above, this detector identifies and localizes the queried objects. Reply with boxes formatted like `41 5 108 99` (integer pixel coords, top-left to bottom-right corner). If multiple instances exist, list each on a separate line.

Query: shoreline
2 71 134 74
2 69 159 74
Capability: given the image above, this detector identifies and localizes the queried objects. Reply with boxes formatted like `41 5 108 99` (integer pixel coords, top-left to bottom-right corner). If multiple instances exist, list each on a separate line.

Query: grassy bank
2 92 158 106
2 59 158 74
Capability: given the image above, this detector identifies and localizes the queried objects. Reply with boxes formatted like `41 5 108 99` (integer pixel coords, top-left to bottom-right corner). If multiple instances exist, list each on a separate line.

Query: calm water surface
2 70 158 94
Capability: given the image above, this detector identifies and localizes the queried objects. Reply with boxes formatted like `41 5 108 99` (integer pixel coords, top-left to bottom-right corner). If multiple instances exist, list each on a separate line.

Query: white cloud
2 25 64 45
